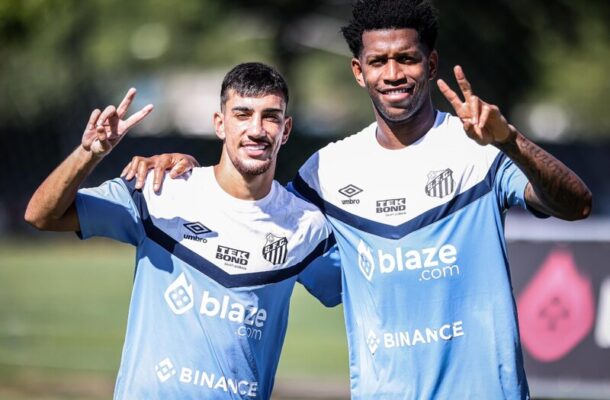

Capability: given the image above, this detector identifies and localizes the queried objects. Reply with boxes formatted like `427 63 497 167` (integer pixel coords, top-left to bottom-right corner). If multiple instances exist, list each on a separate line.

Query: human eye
264 114 282 123
234 112 250 120
396 54 417 64
368 56 385 67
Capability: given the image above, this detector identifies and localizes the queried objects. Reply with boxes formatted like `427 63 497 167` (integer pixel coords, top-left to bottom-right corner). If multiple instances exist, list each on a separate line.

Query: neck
375 99 436 149
213 154 275 201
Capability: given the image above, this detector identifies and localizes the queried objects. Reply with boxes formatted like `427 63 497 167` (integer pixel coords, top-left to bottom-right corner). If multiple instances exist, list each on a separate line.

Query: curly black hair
341 0 439 58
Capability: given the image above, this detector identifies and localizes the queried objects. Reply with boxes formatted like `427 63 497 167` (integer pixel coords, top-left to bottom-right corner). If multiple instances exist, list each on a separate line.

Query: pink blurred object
517 249 595 362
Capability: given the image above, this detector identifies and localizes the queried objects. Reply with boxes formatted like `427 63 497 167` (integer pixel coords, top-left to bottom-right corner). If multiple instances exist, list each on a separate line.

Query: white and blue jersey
293 112 545 399
75 166 340 399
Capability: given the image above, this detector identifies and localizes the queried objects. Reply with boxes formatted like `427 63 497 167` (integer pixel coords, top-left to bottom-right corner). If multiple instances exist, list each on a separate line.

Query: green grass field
0 238 349 399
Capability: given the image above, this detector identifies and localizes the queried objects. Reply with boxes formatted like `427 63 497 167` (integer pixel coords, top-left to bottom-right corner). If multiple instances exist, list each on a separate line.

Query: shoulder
298 122 376 180
137 167 206 214
318 121 376 158
432 111 501 159
274 182 327 226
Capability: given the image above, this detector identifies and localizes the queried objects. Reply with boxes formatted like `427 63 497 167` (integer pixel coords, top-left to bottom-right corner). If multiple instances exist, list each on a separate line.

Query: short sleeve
495 156 549 218
75 178 145 245
297 244 342 307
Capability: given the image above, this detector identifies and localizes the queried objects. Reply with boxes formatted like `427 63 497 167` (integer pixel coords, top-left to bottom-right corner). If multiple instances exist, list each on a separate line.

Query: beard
231 155 272 176
370 80 430 125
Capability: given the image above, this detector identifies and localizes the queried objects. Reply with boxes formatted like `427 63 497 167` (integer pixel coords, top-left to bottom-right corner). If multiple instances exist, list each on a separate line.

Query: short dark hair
341 0 439 58
220 62 289 109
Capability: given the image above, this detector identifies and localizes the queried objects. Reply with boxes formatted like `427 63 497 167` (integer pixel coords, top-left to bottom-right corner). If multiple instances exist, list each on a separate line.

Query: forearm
495 125 592 220
25 146 102 230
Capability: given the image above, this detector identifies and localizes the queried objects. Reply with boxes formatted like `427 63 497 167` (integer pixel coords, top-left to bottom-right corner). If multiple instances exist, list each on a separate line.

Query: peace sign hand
437 66 513 146
82 88 153 158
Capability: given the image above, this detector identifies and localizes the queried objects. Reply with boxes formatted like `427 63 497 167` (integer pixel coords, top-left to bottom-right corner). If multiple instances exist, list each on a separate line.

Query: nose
384 59 406 84
246 114 266 138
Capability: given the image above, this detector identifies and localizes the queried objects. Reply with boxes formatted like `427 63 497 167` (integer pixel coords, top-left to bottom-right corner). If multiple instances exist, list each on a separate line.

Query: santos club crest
263 233 288 265
425 168 455 199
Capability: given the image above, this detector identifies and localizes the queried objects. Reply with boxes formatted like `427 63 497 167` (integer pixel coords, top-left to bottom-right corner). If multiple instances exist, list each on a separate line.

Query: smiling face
214 89 291 177
351 28 437 124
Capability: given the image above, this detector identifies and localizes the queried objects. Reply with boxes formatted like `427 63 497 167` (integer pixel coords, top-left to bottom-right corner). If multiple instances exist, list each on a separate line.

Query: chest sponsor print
216 245 250 270
376 198 406 216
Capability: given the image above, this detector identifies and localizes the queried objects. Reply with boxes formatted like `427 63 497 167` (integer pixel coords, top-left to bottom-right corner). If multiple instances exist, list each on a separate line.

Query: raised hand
120 153 200 192
82 88 153 158
437 66 513 146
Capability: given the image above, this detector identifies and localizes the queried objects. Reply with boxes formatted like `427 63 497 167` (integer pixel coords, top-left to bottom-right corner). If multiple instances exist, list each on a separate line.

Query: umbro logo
183 222 211 235
182 221 214 243
425 169 455 199
339 184 363 205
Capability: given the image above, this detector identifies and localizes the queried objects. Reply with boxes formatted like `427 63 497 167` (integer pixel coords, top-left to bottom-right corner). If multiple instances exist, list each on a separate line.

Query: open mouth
242 142 270 157
379 86 414 102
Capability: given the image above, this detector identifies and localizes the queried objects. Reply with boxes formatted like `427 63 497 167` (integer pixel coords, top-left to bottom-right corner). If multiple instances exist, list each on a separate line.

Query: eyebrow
231 106 284 114
366 49 420 59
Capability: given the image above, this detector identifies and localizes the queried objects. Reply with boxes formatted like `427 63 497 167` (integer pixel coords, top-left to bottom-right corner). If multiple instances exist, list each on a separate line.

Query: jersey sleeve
297 244 342 307
495 155 549 218
75 178 145 245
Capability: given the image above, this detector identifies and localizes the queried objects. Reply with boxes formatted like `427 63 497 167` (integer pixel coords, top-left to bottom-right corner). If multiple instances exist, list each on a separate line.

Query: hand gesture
437 66 513 146
120 153 200 192
81 88 153 158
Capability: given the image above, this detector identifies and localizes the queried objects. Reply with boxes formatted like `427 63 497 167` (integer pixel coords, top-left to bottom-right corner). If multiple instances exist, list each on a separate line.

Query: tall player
128 0 592 398
24 62 340 399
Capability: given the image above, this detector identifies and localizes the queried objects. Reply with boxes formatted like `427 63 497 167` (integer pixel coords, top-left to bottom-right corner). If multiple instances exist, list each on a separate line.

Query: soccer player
24 62 340 399
129 0 592 398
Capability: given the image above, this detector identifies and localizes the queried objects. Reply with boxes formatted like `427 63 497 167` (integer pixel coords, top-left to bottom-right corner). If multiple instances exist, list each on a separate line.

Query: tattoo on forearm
496 132 591 220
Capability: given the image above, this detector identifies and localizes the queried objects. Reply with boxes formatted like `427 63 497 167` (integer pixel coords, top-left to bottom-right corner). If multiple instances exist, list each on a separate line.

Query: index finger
453 65 473 101
116 88 137 119
97 105 117 127
437 79 464 113
123 104 154 131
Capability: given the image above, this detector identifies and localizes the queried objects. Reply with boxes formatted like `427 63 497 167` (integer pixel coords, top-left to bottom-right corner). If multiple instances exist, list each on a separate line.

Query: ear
351 57 366 88
280 116 292 145
213 111 225 140
428 50 439 80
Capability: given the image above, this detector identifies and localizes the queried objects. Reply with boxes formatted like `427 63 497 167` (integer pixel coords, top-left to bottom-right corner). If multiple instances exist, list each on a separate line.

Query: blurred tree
525 0 610 139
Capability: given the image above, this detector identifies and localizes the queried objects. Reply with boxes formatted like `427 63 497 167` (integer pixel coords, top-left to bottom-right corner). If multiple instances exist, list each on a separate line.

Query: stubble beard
371 80 430 125
231 155 272 176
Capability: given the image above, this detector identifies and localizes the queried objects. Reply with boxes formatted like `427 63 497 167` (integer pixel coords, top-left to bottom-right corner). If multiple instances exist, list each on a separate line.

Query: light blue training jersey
75 166 340 399
293 112 544 399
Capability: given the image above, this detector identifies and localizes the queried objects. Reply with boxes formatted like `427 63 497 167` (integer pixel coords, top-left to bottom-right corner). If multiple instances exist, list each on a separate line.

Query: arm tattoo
495 127 592 220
